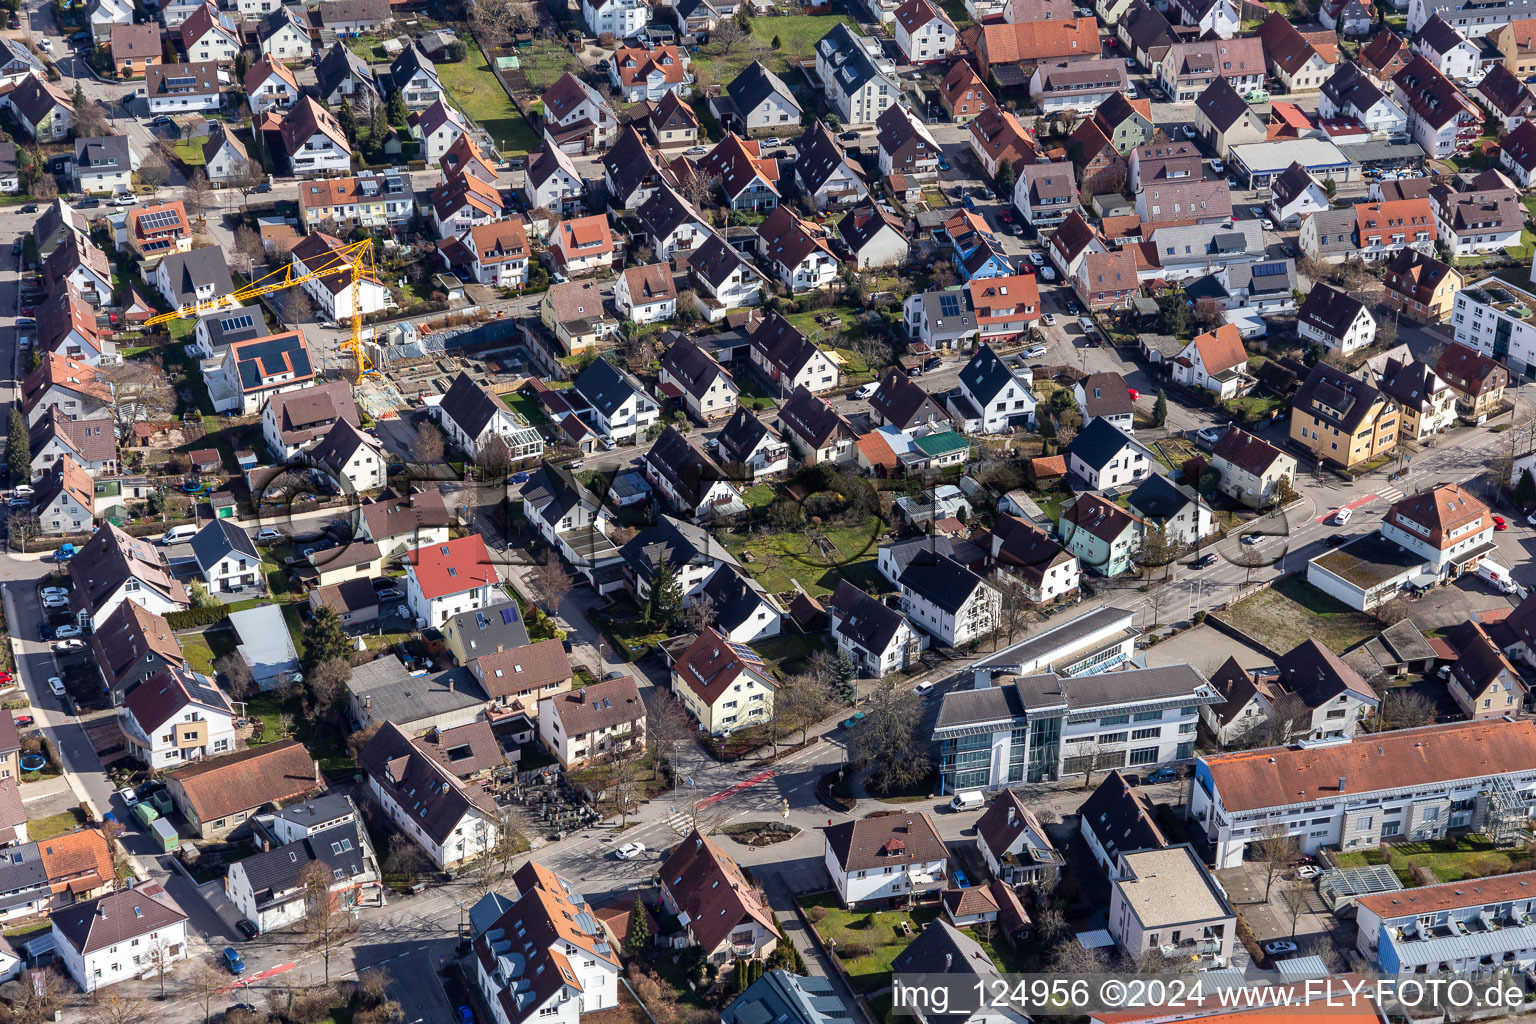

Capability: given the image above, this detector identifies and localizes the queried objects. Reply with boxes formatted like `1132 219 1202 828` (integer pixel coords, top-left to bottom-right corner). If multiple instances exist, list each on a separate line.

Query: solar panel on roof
219 313 255 332
167 76 195 88
1252 262 1286 277
726 641 758 662
138 209 181 230
938 294 960 316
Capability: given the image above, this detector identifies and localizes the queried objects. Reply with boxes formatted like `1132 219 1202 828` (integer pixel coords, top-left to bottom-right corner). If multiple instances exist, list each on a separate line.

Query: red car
1128 388 1140 402
11 716 31 728
19 307 33 317
999 209 1013 223
1494 515 1509 531
1019 263 1035 274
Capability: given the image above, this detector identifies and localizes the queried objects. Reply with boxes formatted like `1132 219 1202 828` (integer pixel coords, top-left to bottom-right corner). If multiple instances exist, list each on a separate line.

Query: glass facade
941 733 992 793
1027 715 1061 782
1007 726 1027 784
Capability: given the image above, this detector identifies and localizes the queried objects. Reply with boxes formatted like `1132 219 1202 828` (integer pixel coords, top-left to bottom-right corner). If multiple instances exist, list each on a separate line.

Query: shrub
1 699 27 710
838 941 872 959
808 905 827 922
165 605 233 630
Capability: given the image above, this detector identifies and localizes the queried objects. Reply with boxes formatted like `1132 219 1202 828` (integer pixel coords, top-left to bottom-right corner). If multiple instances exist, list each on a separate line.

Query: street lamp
457 900 466 940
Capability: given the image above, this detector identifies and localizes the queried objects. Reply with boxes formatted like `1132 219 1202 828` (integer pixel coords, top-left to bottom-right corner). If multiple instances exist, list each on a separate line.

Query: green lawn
721 517 886 599
1379 837 1534 885
345 35 387 61
741 484 775 511
801 892 940 994
437 44 541 155
1222 392 1284 427
1508 227 1536 262
693 12 854 87
502 390 549 426
27 808 87 842
245 690 351 774
179 625 239 676
590 597 674 661
172 139 205 166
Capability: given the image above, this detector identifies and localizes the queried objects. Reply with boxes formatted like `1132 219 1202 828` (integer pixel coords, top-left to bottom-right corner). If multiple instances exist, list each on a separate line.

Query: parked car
53 624 81 639
1181 125 1197 139
40 587 66 601
615 842 645 860
12 716 31 728
375 587 404 601
254 527 284 542
840 711 867 730
458 1007 476 1024
52 640 84 652
682 145 707 156
75 197 100 209
47 677 65 696
1024 344 1048 358
1145 766 1181 784
1210 160 1225 173
223 947 245 975
913 681 934 697
1494 514 1508 531
236 919 259 939
1263 941 1298 957
109 193 136 207
839 130 861 142
1195 553 1219 569
852 381 878 399
1298 865 1321 879
252 182 272 194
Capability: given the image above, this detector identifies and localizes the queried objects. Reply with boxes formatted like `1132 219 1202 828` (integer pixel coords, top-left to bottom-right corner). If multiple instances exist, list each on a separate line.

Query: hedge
166 606 233 631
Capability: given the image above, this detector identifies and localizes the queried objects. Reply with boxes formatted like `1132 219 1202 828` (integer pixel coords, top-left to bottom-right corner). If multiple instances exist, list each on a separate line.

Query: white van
950 791 984 812
1478 559 1521 595
160 524 197 545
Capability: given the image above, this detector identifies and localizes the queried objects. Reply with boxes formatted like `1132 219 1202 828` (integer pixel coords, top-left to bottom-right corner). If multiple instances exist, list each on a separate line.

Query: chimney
578 688 586 703
1338 776 1347 792
944 953 952 971
695 838 702 853
364 695 371 710
314 759 321 785
1007 805 1016 826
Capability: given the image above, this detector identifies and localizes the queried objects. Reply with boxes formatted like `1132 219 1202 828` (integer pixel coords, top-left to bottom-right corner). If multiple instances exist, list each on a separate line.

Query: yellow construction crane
146 237 379 379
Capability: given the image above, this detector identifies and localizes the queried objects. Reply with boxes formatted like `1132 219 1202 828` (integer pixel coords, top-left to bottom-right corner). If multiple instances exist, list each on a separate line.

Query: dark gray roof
238 819 373 911
722 970 842 1024
520 462 600 529
197 304 267 352
636 182 700 243
316 42 379 102
74 134 132 172
645 424 727 509
1194 76 1251 132
0 843 47 914
345 654 488 727
1078 770 1168 861
958 343 1018 406
390 44 439 90
438 371 504 439
1298 283 1368 340
1065 416 1144 472
619 515 738 584
890 920 1006 1024
1127 474 1203 523
687 231 753 290
832 585 907 655
717 405 778 463
816 23 887 96
881 535 985 579
777 386 850 449
795 121 858 194
158 247 234 306
897 550 986 615
190 518 259 573
726 61 799 119
602 125 663 203
447 604 531 660
935 684 1022 730
573 356 647 418
698 564 772 636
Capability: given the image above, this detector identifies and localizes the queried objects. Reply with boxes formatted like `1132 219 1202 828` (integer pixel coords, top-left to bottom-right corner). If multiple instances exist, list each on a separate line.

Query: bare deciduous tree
848 678 929 796
189 956 226 1023
777 672 832 744
84 991 161 1024
302 859 357 983
644 689 691 768
136 149 170 189
213 652 254 697
411 420 445 464
1253 823 1296 902
683 594 716 634
533 556 571 610
103 359 176 433
182 169 212 226
231 224 265 276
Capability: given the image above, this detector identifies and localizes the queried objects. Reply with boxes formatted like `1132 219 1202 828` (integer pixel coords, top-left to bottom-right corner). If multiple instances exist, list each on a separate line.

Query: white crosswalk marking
1375 485 1403 503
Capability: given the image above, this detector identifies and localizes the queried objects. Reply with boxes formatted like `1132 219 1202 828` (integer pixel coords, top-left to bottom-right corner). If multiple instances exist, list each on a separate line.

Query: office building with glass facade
935 663 1221 793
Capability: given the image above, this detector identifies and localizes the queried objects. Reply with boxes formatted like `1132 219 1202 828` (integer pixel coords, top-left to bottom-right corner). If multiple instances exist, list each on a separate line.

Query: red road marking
223 962 297 992
1314 494 1377 523
697 770 775 808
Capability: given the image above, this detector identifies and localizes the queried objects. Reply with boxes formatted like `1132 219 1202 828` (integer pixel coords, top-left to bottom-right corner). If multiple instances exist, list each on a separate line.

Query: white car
1181 125 1197 139
40 587 66 601
1024 344 1048 358
682 146 707 156
913 681 934 697
853 382 878 399
615 842 646 860
52 640 84 652
116 787 138 807
42 596 67 609
1259 216 1276 230
12 485 32 498
47 677 65 696
1210 159 1225 173
1332 507 1353 525
1027 251 1045 266
1040 314 1055 326
1263 940 1298 957
760 136 782 148
109 193 135 207
38 39 51 51
53 624 81 640
255 527 284 543
1297 865 1320 879
1039 266 1057 281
